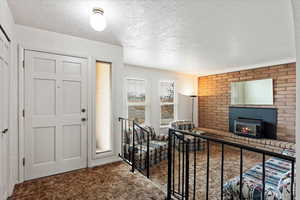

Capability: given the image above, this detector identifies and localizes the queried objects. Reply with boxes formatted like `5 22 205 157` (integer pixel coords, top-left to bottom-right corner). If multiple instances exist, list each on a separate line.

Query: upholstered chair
170 120 205 135
170 120 205 151
123 125 168 170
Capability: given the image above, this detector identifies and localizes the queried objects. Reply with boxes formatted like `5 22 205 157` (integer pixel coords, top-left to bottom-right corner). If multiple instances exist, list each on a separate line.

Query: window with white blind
126 78 147 124
160 81 175 126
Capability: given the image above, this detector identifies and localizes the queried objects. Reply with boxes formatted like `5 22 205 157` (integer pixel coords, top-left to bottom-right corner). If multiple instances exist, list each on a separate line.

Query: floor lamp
189 95 197 123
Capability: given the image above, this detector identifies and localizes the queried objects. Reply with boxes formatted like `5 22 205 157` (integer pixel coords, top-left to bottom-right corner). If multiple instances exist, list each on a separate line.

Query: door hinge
22 158 25 166
22 109 25 117
22 60 25 68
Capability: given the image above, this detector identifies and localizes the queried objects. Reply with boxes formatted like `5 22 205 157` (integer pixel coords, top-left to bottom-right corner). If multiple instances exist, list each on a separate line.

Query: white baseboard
15 156 121 186
89 155 121 168
8 182 15 197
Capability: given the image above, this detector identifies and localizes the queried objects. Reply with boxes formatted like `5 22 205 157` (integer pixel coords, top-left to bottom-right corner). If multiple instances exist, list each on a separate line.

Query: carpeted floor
10 143 266 200
9 162 166 200
149 143 266 200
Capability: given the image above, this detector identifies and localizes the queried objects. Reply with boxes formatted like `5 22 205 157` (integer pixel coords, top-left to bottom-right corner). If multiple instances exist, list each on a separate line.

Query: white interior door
0 32 10 200
24 50 88 180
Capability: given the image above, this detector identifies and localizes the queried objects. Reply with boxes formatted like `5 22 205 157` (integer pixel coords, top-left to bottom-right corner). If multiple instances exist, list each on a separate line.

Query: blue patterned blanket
223 151 295 200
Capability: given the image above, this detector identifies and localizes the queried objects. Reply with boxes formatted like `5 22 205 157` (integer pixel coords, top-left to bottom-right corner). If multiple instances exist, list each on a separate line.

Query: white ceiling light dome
90 8 106 31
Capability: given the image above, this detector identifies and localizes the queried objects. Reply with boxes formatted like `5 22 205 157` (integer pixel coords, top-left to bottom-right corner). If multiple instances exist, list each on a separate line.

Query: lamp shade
90 8 106 31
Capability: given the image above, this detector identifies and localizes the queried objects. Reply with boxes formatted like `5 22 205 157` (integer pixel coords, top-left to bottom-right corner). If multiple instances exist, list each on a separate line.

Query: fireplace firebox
234 118 263 138
229 107 277 139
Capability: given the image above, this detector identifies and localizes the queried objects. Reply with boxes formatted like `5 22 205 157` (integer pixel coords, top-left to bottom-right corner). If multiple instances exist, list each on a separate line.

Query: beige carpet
10 143 266 200
9 162 166 200
149 143 266 200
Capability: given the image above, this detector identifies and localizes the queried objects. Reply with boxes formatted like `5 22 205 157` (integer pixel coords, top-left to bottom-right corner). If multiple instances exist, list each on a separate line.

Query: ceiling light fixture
90 8 106 32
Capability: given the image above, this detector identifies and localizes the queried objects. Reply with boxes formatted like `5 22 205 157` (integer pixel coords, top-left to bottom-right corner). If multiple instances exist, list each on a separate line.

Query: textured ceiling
8 0 296 75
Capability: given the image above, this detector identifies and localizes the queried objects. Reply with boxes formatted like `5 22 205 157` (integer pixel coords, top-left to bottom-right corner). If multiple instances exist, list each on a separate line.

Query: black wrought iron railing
167 129 191 200
118 117 150 178
167 128 296 200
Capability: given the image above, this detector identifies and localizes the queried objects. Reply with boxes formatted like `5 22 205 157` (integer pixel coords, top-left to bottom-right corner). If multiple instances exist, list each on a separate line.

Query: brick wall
198 63 296 142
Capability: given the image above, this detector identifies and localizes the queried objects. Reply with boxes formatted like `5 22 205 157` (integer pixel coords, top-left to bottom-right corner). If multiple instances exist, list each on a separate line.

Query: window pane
160 81 174 103
160 105 174 126
95 62 111 153
127 79 146 103
128 106 145 124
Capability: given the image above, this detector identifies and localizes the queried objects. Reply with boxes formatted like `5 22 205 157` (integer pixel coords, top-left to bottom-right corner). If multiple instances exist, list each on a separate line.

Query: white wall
15 24 124 170
0 0 18 197
123 64 198 134
3 0 297 196
0 0 15 37
15 25 197 181
291 0 299 197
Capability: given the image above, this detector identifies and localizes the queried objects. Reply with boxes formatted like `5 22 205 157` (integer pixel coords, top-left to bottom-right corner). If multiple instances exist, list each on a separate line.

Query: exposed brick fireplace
198 63 295 142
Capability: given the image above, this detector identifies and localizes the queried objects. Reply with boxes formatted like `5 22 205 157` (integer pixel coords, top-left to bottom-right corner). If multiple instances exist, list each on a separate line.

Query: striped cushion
170 120 195 131
144 126 157 140
282 148 296 158
124 126 156 145
125 140 168 170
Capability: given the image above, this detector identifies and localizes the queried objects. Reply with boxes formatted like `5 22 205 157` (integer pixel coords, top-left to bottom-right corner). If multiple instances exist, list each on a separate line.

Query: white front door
0 32 10 200
24 50 88 180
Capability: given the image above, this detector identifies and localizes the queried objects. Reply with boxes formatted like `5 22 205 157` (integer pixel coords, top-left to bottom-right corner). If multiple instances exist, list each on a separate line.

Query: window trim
124 77 149 125
159 80 177 127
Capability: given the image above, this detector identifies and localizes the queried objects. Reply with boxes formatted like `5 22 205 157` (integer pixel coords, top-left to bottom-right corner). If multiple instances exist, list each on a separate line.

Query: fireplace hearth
234 118 263 138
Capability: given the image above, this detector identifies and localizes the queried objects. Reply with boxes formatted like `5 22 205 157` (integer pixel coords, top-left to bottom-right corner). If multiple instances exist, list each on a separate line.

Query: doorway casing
18 45 120 182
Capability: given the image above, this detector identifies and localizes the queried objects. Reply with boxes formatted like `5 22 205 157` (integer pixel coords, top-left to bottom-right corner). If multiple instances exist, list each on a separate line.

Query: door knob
81 108 86 113
2 129 8 134
81 118 87 122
